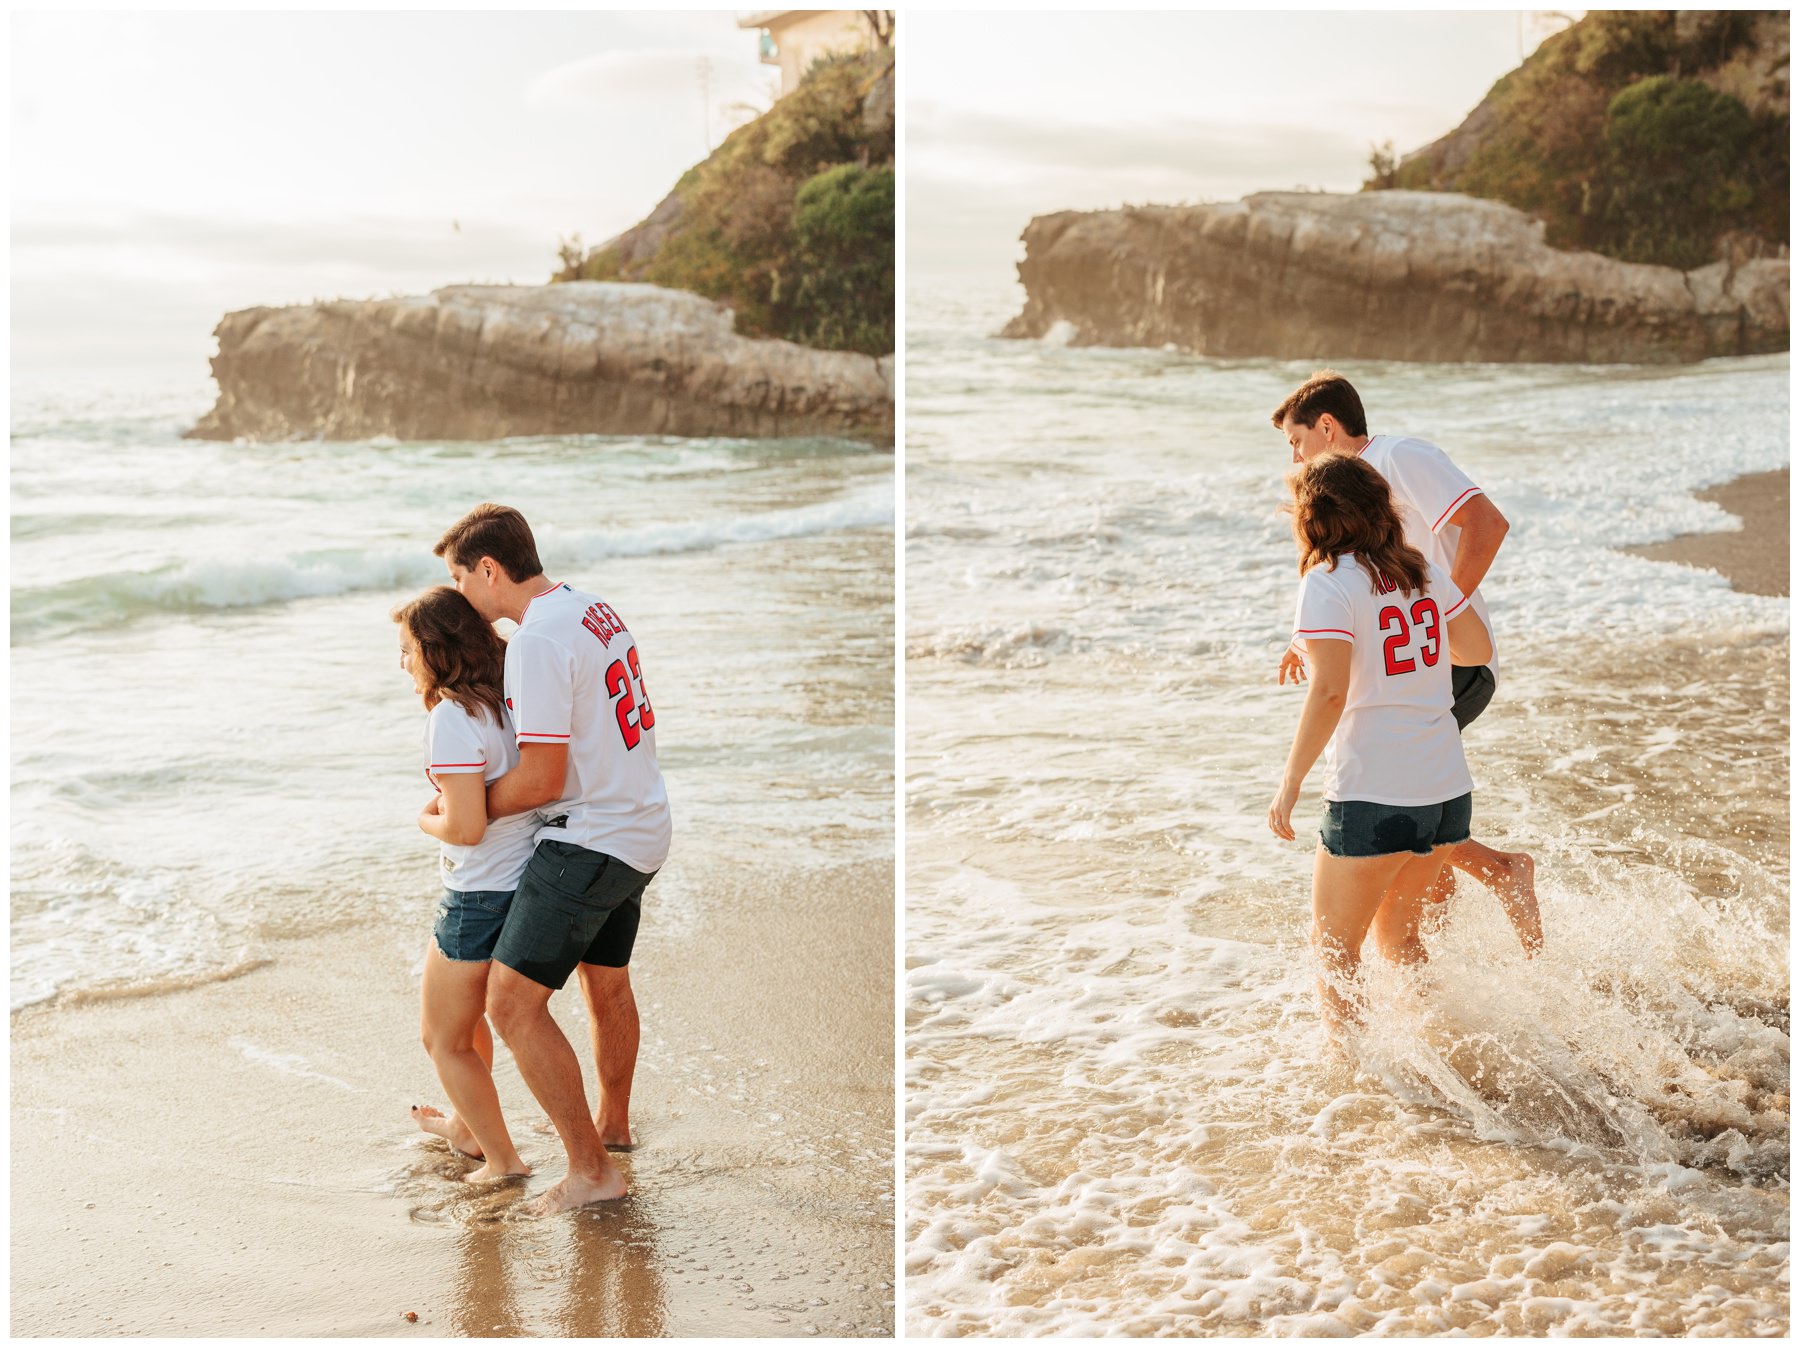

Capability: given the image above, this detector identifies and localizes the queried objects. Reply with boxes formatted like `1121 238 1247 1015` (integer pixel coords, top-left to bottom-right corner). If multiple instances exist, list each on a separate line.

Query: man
1271 370 1541 955
435 503 672 1214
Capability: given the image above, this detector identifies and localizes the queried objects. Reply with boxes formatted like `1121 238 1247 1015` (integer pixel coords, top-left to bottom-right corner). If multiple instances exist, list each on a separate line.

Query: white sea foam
907 852 1787 1336
904 624 1083 667
12 472 893 642
540 476 894 563
228 1038 364 1092
8 845 260 1012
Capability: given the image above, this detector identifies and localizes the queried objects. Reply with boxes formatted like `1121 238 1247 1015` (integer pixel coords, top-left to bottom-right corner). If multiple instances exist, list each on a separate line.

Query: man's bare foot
1493 852 1543 957
523 1165 628 1215
410 1104 483 1159
464 1157 531 1182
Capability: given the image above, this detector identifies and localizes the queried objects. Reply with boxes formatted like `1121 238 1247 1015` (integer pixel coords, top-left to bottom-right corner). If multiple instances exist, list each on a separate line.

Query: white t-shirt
505 582 672 873
1358 434 1499 678
1293 555 1474 807
423 699 540 892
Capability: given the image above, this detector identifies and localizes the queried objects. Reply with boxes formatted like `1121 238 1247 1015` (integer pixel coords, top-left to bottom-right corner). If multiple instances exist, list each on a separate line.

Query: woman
1266 453 1493 1033
394 586 539 1180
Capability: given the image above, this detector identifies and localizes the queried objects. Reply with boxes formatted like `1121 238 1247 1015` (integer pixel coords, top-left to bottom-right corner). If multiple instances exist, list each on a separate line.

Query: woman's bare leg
1370 846 1456 966
417 946 530 1181
1312 846 1412 1034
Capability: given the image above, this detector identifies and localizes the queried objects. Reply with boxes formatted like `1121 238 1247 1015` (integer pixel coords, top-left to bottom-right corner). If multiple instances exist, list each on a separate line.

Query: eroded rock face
1001 191 1788 364
188 282 894 444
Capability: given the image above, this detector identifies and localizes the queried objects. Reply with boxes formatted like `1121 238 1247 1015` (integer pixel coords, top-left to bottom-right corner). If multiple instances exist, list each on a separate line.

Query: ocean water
10 384 895 1011
904 285 1789 1335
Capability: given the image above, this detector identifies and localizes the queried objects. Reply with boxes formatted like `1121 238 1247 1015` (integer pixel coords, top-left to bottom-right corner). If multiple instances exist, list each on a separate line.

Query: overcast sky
909 9 1574 289
13 8 1574 387
11 9 774 386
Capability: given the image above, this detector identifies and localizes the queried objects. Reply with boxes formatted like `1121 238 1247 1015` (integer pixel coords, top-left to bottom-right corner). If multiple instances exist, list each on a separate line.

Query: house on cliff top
740 10 884 95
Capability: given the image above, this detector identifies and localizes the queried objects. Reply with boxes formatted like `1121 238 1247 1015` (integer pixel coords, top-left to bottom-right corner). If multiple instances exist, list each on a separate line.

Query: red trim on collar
520 581 565 623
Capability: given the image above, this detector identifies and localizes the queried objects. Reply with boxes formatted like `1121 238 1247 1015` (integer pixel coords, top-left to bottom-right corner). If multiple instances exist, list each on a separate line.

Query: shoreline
1623 467 1789 598
11 856 894 1337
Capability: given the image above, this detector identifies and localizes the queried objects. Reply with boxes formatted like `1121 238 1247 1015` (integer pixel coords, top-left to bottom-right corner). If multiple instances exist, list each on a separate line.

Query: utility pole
697 56 714 155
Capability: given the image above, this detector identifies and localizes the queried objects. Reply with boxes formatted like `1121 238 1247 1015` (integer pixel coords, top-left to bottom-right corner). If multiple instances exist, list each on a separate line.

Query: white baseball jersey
1358 434 1498 677
505 582 672 873
423 699 540 892
1293 555 1474 806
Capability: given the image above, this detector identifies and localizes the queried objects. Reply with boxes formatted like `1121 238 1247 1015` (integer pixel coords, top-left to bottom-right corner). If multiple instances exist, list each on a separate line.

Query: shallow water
904 285 1789 1336
10 386 894 1010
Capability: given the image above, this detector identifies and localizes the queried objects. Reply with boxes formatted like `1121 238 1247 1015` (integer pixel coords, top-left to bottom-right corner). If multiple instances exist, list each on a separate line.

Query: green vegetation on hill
1374 10 1789 270
553 47 895 355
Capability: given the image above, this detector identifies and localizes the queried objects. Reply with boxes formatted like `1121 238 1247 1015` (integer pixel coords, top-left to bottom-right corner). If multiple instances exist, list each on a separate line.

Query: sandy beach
1625 467 1790 597
11 853 893 1336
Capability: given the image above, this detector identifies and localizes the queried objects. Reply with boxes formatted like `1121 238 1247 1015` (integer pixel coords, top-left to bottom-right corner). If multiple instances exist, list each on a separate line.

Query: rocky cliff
557 47 895 356
1381 10 1788 270
186 282 893 444
1000 190 1788 364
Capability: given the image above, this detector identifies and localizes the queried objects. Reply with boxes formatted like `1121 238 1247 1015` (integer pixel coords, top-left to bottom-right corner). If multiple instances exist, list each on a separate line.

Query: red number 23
1378 599 1441 676
605 647 657 749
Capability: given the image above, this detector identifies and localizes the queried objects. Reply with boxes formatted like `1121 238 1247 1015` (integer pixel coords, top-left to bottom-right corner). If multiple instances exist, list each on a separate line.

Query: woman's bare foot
523 1165 628 1216
598 1120 636 1151
464 1157 531 1182
1494 852 1543 957
410 1104 483 1159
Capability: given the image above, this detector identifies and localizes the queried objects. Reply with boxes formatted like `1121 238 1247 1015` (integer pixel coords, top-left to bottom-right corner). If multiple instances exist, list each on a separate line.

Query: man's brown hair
1271 369 1368 438
1287 452 1429 596
434 503 543 583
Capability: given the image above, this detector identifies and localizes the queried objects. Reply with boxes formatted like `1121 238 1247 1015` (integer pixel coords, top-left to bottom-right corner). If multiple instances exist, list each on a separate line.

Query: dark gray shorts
491 840 656 990
1320 793 1473 858
1452 664 1496 731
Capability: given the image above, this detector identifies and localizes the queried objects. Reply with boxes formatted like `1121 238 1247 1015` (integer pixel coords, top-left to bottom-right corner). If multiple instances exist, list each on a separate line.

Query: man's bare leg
486 963 627 1214
1445 837 1541 955
414 947 530 1181
577 963 639 1150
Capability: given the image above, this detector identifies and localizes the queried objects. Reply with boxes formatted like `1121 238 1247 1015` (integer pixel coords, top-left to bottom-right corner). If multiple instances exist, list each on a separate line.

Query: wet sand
11 856 893 1336
1625 468 1789 597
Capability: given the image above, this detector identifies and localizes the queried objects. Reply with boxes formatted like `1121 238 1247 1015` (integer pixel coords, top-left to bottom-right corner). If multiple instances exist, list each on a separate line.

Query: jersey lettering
1411 598 1442 667
627 646 655 731
604 647 655 749
605 658 641 749
582 602 627 648
1379 599 1443 676
1379 606 1414 675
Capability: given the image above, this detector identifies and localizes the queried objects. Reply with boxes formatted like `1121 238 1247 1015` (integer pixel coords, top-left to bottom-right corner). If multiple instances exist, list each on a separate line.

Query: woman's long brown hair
1287 452 1430 595
392 586 508 724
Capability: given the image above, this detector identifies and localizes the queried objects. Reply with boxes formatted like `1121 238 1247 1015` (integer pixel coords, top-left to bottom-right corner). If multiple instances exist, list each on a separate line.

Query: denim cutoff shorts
1320 793 1473 858
433 887 514 962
